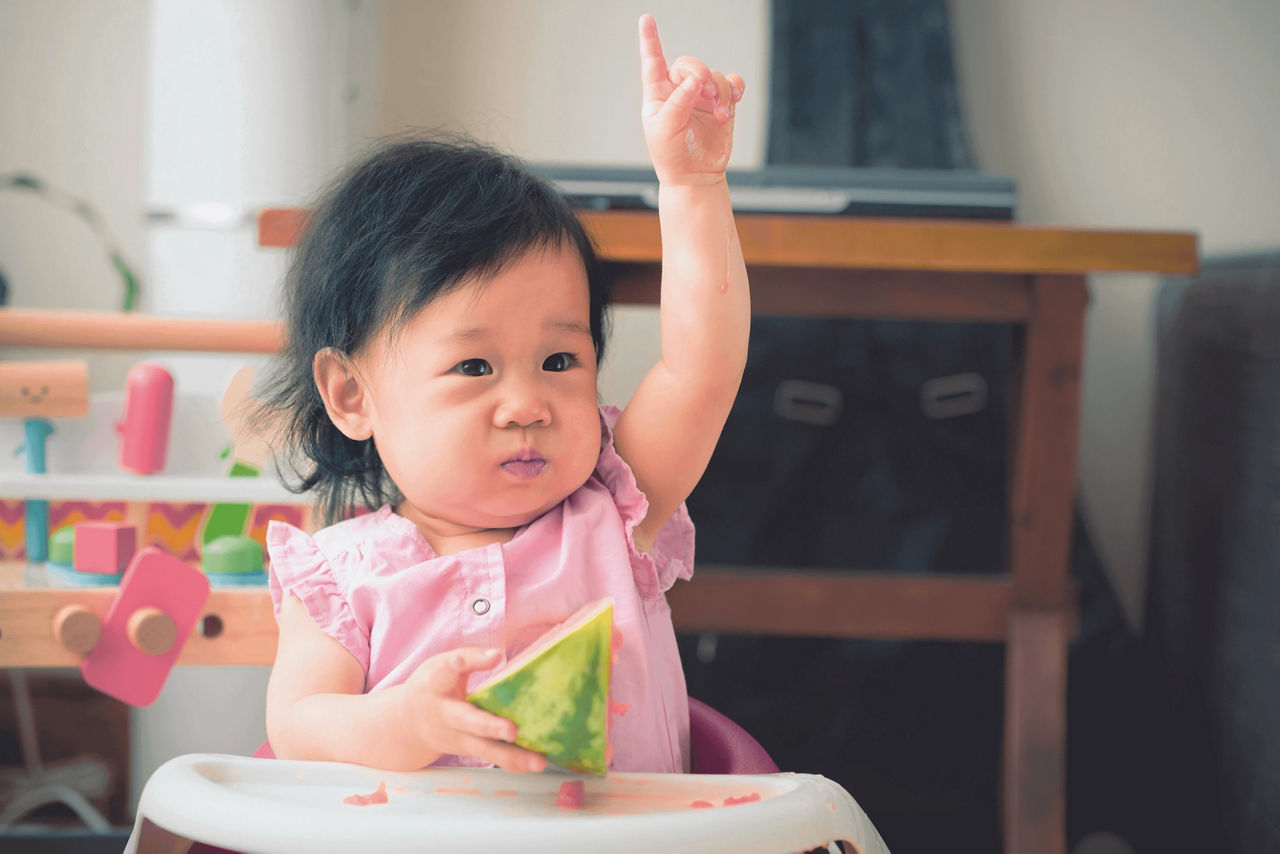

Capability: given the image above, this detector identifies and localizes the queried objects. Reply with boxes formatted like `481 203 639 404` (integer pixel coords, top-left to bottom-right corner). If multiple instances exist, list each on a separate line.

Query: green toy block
48 526 75 567
201 534 264 575
201 459 260 547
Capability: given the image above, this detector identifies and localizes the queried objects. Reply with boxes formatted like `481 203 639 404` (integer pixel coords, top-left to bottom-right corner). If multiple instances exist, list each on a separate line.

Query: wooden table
0 210 1197 854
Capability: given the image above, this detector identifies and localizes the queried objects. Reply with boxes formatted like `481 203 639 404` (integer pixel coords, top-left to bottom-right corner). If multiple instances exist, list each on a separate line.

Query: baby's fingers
727 73 746 103
669 55 712 100
649 74 702 133
638 14 670 101
457 733 548 773
446 698 518 744
421 646 503 693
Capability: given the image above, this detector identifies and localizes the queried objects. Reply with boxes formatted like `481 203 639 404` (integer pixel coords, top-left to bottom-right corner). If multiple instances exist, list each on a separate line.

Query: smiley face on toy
0 361 88 419
20 384 51 405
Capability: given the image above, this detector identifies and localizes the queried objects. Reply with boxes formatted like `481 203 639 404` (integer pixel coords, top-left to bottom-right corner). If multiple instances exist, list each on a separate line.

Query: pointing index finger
638 14 669 99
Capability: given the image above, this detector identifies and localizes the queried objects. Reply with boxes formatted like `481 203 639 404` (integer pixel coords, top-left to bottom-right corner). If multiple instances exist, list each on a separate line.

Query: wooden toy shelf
1 209 1197 854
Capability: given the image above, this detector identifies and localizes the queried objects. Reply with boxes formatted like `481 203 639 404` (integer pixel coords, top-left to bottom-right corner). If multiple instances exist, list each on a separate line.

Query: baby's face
353 244 602 541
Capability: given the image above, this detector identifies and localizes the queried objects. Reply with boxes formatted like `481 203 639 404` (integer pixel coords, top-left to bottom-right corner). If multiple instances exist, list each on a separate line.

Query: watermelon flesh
466 599 613 775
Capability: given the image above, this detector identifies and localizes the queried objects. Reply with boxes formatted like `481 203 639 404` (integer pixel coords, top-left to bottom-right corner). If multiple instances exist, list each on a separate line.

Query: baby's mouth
501 455 546 479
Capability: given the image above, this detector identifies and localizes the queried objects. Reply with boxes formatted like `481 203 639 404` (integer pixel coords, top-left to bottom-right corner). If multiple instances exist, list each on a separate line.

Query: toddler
261 15 748 775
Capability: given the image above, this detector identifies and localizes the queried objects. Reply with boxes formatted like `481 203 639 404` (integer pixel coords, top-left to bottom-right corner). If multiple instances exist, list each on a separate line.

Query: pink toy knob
117 362 173 475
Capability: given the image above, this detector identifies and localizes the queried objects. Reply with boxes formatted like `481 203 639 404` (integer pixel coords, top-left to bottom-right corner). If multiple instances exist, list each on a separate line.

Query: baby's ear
313 348 373 441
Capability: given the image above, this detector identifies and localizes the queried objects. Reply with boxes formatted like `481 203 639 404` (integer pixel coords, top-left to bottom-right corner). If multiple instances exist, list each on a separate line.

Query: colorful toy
79 547 210 706
200 534 267 586
0 360 90 420
16 419 54 561
52 603 102 656
47 525 75 567
46 522 127 587
72 521 136 575
43 511 133 587
216 366 277 471
200 366 280 540
1 360 89 561
117 362 174 475
467 599 614 776
199 460 257 547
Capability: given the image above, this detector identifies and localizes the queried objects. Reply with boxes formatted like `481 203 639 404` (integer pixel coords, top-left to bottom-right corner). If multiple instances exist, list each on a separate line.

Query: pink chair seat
687 696 779 774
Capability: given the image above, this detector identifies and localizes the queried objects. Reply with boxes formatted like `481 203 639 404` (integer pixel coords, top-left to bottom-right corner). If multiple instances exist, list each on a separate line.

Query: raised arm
613 14 750 550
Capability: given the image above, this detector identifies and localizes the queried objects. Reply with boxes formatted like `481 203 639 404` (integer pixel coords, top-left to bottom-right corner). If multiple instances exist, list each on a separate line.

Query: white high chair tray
127 753 889 854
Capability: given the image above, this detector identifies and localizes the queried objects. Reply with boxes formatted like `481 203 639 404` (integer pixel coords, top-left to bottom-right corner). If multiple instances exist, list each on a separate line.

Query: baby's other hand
638 13 745 187
398 647 547 773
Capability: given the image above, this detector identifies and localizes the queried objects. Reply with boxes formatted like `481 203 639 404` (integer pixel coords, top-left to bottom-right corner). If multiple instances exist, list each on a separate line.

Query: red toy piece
81 547 210 706
72 521 137 575
117 361 174 474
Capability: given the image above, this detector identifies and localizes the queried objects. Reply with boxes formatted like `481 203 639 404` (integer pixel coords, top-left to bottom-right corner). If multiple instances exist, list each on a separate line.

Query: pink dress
266 406 695 773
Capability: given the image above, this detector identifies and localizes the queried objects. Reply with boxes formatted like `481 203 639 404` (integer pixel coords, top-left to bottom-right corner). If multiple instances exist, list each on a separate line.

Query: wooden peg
53 604 102 656
127 607 177 656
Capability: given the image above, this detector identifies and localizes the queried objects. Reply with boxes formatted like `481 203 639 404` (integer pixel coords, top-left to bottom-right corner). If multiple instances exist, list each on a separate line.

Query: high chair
125 699 889 854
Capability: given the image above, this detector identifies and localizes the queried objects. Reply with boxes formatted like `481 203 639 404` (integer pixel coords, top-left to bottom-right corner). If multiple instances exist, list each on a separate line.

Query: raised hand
638 14 745 187
396 647 547 773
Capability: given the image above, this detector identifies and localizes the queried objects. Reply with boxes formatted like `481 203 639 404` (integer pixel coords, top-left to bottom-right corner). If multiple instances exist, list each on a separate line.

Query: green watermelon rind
467 603 613 775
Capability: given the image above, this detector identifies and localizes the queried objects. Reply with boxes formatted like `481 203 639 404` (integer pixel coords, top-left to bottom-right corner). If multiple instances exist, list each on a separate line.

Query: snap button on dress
471 598 491 616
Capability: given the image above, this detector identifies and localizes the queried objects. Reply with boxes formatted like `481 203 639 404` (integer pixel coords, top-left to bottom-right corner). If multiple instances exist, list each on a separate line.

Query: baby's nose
495 384 551 428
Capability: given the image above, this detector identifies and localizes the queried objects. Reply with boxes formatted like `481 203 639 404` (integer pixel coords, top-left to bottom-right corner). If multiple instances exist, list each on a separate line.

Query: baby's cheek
572 407 605 468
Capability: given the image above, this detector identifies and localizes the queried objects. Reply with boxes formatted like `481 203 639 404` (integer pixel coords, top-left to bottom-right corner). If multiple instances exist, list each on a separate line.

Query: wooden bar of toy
80 547 211 707
0 360 90 419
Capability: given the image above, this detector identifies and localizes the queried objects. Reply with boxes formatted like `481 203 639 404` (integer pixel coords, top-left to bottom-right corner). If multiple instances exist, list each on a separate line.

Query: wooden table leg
1003 608 1070 854
1003 274 1088 853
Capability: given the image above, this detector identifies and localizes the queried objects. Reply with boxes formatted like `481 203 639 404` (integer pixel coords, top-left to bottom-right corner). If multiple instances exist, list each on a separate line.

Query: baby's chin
407 490 579 534
480 493 577 529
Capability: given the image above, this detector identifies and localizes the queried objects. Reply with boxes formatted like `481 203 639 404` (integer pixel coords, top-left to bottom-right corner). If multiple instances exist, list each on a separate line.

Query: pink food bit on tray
723 792 761 806
608 699 631 718
556 779 586 810
342 780 388 806
690 800 715 809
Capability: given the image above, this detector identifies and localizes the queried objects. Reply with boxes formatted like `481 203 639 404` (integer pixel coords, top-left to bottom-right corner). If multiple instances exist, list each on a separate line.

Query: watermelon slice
467 599 614 776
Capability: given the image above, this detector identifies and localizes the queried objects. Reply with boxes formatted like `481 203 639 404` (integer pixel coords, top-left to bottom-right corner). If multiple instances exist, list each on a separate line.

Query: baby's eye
542 353 578 372
454 359 493 377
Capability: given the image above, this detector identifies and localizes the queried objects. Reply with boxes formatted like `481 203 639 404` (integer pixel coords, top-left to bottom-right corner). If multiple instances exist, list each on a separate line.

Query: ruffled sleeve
593 405 696 600
266 520 370 673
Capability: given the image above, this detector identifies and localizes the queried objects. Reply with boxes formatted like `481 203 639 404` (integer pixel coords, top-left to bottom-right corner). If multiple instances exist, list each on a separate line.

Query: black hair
258 135 611 525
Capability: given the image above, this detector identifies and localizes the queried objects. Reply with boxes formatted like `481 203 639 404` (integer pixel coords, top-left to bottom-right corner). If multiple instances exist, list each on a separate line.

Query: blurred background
1 1 1277 851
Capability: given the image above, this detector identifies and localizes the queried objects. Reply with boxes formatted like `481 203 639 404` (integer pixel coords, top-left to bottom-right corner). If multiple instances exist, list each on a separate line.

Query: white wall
0 1 147 313
949 0 1280 629
0 0 149 390
374 0 770 409
376 0 769 168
